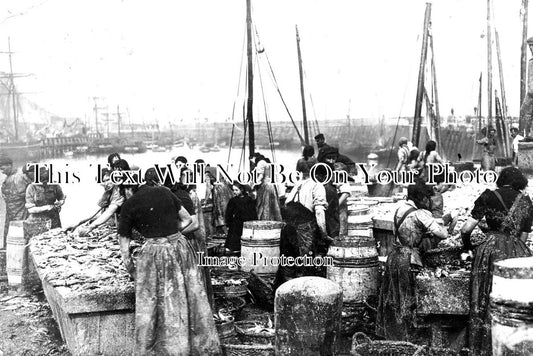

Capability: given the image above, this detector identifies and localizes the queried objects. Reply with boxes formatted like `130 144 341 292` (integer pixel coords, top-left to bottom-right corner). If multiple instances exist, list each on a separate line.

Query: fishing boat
152 145 167 152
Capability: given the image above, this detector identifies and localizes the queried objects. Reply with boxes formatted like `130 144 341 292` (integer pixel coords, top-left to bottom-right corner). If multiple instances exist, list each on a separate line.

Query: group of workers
1 125 532 356
1 156 66 241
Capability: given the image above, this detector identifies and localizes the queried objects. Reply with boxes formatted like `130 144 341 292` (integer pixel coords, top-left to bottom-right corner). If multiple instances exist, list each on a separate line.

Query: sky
0 0 529 126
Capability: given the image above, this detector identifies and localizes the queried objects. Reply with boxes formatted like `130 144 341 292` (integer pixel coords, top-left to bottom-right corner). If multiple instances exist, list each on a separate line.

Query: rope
386 33 421 167
228 18 249 166
260 46 305 145
303 68 321 138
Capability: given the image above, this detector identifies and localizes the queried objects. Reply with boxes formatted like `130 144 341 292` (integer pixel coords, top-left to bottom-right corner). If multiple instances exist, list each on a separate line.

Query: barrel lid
347 215 373 224
348 205 370 213
494 257 533 279
243 220 285 229
357 200 379 206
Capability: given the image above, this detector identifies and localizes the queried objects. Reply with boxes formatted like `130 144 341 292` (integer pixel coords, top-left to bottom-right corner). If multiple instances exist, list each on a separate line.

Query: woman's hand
76 224 93 237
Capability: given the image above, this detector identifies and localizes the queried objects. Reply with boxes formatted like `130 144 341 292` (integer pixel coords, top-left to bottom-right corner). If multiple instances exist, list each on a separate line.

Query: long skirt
212 183 233 228
481 152 496 172
135 233 221 356
469 232 532 356
256 183 282 221
376 246 418 341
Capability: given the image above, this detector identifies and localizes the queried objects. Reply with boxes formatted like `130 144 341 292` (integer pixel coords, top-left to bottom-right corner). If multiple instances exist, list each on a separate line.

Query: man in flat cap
396 137 410 172
519 37 533 136
1 159 33 241
315 133 330 163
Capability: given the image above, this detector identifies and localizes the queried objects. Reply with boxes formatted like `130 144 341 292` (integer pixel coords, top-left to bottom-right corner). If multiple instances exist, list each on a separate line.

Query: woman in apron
461 167 533 356
376 178 448 341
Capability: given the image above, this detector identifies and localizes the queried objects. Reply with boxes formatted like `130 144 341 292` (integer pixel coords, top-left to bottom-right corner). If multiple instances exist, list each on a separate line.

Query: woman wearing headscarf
25 166 66 228
376 178 448 341
461 167 533 356
107 152 121 167
224 181 257 254
75 159 130 236
416 140 444 178
251 152 282 221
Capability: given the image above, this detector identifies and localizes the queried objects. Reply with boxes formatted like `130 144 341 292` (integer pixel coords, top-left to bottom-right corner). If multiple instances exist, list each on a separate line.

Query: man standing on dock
1 158 32 240
520 37 533 136
510 125 524 166
395 137 410 172
315 133 330 162
117 181 220 355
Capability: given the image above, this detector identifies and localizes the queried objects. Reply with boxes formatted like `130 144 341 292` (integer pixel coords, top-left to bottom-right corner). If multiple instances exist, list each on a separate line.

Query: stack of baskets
221 319 275 356
350 333 461 356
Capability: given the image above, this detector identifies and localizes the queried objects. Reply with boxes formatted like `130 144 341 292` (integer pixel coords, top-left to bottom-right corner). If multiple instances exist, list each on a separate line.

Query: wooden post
412 3 431 148
275 277 342 355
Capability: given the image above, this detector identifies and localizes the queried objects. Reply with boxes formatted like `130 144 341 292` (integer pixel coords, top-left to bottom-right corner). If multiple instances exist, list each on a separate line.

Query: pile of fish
30 225 134 292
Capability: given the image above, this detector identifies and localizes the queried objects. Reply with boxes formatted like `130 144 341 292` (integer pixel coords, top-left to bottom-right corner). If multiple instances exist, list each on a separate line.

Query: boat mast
478 73 483 133
412 3 431 148
520 0 529 132
495 30 510 156
296 25 309 145
486 0 493 129
429 30 440 149
117 105 121 138
7 38 18 141
246 0 255 169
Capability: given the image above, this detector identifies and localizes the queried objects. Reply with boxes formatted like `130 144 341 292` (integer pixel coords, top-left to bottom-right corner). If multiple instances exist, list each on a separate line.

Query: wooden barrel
241 221 284 276
367 182 395 197
326 235 379 305
347 214 373 238
491 256 533 355
6 221 25 286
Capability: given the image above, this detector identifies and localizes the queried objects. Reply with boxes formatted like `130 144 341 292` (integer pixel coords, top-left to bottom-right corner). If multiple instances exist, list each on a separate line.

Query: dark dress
118 186 220 355
224 195 258 252
468 188 533 356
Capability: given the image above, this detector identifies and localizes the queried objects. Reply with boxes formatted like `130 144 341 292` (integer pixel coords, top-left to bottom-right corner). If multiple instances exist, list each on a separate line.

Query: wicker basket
246 271 275 310
221 343 275 356
234 320 275 345
213 280 249 297
216 319 236 339
351 333 459 356
222 335 275 356
216 297 247 320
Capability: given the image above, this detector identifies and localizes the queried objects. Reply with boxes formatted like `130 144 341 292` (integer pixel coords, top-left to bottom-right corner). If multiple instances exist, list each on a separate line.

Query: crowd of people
1 127 531 355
